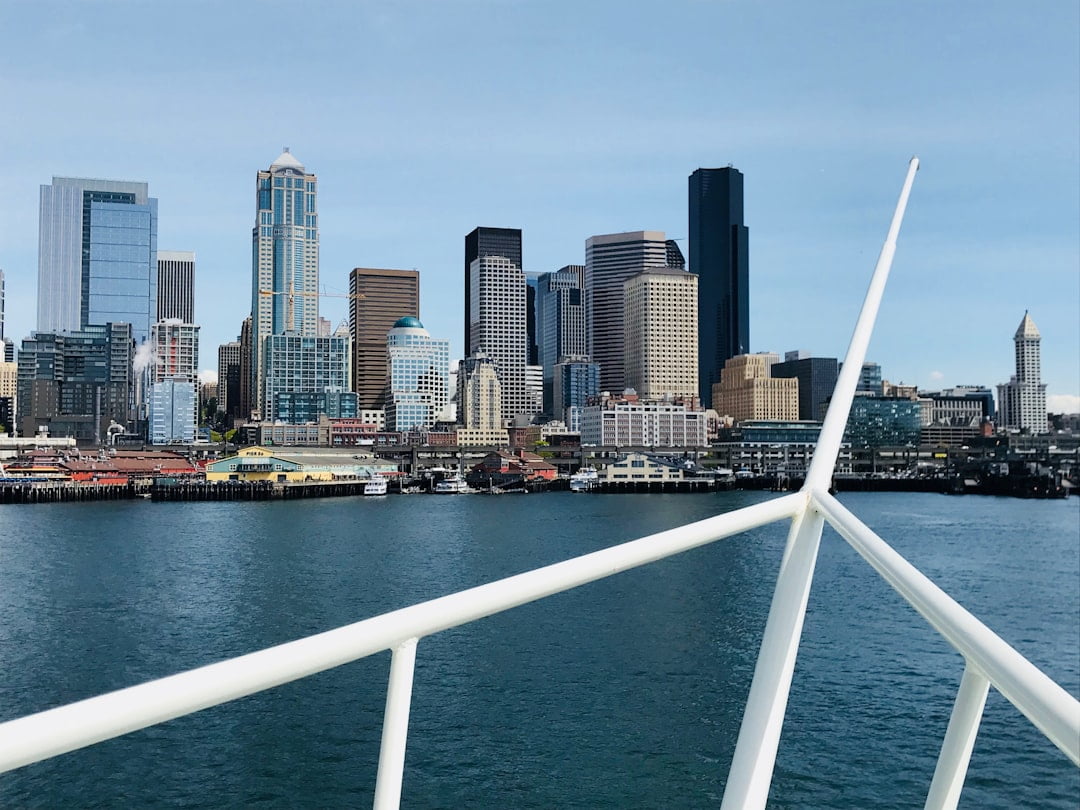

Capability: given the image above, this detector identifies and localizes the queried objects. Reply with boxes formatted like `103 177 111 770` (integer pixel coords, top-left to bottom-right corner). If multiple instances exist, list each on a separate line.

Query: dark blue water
0 492 1076 807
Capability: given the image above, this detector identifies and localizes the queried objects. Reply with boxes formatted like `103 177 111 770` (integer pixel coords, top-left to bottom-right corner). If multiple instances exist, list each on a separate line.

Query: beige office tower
585 230 669 393
623 267 698 401
456 351 506 445
712 353 798 422
349 268 420 409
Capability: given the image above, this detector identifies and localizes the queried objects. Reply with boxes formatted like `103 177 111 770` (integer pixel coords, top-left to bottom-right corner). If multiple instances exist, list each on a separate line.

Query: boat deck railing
1 159 1076 809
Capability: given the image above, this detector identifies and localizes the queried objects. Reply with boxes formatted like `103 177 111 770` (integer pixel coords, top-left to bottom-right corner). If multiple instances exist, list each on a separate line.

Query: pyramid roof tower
1014 311 1040 340
270 148 305 172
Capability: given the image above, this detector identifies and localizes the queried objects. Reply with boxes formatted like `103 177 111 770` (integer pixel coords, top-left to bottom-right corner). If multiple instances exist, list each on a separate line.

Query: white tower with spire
996 311 1048 434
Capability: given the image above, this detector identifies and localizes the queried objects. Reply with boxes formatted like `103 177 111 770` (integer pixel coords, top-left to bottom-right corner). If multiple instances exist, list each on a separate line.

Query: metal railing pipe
373 638 419 810
803 156 919 493
0 492 803 774
811 489 1080 765
924 664 990 810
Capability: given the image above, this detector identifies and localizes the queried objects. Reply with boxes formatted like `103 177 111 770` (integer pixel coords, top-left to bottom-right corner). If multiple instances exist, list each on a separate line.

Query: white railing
1 159 1077 809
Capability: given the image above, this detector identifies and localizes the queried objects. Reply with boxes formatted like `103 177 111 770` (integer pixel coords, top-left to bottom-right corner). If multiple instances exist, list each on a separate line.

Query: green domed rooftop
393 316 424 329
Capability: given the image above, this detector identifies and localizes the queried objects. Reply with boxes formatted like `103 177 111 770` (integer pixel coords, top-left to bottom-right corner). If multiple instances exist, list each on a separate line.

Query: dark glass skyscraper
464 227 522 354
689 167 749 406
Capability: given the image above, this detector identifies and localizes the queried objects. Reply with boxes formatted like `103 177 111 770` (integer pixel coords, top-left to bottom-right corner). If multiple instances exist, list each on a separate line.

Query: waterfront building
771 353 839 422
464 227 522 356
580 391 707 448
468 254 531 422
711 420 851 475
457 351 507 446
150 321 199 385
0 360 16 434
261 334 348 424
843 395 922 448
689 167 749 405
273 391 358 424
16 322 134 442
250 149 319 417
552 357 599 430
349 268 420 409
712 353 798 423
997 312 1048 434
536 265 587 414
148 379 196 445
585 231 669 393
217 341 242 422
623 267 698 401
38 177 158 343
597 452 703 484
923 386 994 428
385 317 449 432
156 251 194 323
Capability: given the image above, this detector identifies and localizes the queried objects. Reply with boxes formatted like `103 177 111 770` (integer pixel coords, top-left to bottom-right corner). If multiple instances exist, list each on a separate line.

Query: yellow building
711 353 798 422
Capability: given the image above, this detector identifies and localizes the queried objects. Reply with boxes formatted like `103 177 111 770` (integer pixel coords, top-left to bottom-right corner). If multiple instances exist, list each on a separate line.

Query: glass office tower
38 177 158 343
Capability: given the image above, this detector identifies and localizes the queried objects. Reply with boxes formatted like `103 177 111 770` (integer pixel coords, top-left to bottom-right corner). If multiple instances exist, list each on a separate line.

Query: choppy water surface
0 492 1076 807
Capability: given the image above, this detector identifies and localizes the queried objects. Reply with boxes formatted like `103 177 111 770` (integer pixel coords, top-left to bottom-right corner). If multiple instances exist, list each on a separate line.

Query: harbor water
0 492 1076 807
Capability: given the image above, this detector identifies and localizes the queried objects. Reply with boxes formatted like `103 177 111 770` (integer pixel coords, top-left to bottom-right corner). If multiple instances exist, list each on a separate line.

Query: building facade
580 392 707 447
150 320 199 384
217 340 241 421
38 177 158 343
16 323 134 442
623 267 698 401
0 360 16 434
536 265 587 415
689 167 749 405
997 312 1048 434
348 267 420 409
771 354 839 422
148 379 196 444
468 255 531 422
385 317 449 432
465 227 522 356
712 353 798 422
261 334 348 424
585 231 670 393
844 396 923 448
156 251 195 323
457 351 505 445
552 358 600 431
250 150 319 417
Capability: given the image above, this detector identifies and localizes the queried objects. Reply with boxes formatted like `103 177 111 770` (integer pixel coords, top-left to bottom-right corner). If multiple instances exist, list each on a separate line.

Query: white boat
363 475 388 496
433 476 473 494
569 468 598 492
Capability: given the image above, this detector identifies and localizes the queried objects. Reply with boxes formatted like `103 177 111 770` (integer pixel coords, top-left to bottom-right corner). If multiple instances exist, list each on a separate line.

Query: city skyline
0 2 1076 411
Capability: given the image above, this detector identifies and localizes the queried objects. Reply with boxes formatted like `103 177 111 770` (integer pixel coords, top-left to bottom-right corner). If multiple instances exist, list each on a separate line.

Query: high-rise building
349 268 420 409
585 231 669 393
150 321 199 385
997 312 1048 434
262 334 348 424
712 353 798 423
238 316 252 421
468 254 531 422
536 265 587 415
385 317 449 432
771 354 839 421
464 227 522 355
38 177 158 343
856 362 883 396
16 322 133 442
217 341 241 420
623 267 698 401
148 379 196 445
0 359 16 434
552 358 599 430
689 167 749 405
250 149 319 417
580 391 707 448
156 251 195 323
456 351 505 445
0 268 5 343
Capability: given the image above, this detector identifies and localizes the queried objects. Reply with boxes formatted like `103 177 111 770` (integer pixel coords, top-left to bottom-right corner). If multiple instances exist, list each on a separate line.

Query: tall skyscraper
349 267 420 409
465 227 521 354
585 231 669 393
38 177 158 343
150 321 199 384
156 251 195 323
689 167 749 405
623 267 698 401
552 358 599 430
250 149 319 417
217 340 241 420
468 254 531 423
238 316 252 421
536 265 587 414
997 311 1048 434
385 317 450 432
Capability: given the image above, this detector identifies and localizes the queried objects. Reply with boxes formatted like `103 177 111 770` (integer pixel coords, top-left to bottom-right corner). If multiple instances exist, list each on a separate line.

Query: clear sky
2 1 1077 411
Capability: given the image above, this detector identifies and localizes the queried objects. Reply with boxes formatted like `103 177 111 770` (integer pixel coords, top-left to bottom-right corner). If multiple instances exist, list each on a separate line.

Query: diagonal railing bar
0 493 803 775
812 488 1080 766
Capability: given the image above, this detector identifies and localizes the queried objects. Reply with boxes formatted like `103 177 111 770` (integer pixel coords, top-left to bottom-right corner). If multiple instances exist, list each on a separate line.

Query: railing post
373 638 419 810
721 498 825 810
924 665 990 810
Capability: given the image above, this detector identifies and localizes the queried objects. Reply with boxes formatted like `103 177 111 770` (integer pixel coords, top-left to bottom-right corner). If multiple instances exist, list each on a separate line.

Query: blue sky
2 1 1077 410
